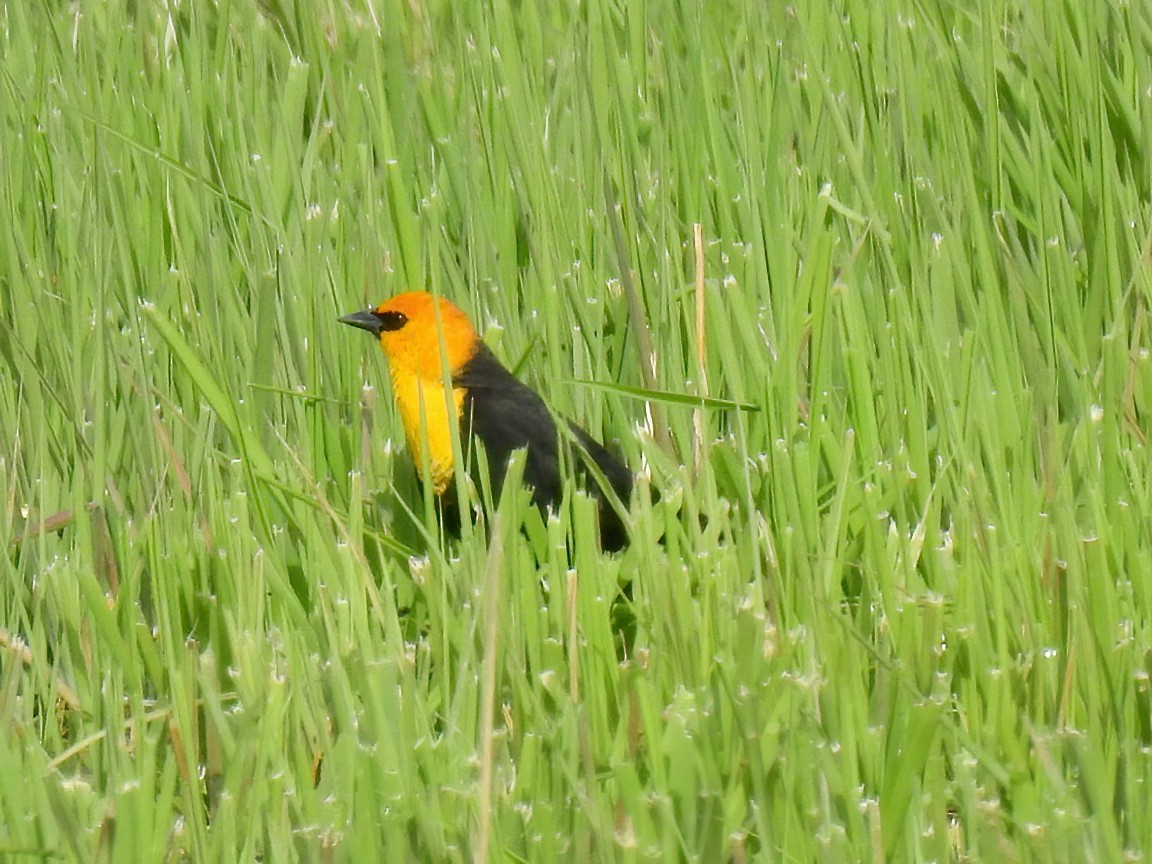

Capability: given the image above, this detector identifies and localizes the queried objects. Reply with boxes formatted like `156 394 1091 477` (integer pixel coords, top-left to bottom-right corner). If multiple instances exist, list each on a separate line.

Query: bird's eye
375 310 408 331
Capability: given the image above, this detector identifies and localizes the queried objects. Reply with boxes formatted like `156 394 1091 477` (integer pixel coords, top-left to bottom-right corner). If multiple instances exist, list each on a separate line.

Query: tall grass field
3 1 1151 861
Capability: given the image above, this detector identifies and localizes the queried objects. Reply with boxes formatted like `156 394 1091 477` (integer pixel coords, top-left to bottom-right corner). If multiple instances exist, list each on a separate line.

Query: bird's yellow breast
389 368 465 495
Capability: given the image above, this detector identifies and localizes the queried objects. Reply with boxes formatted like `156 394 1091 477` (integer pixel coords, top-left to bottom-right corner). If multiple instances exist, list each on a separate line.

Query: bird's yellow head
340 291 480 381
340 291 480 493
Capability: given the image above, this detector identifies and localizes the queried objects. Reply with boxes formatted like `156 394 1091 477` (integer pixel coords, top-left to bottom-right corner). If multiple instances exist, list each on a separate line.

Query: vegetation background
2 0 1151 861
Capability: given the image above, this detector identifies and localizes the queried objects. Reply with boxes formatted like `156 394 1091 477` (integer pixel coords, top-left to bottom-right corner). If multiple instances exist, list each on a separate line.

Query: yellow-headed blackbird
341 292 632 550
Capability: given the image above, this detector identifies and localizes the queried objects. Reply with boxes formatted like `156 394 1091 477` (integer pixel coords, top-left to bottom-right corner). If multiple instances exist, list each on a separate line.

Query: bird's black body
454 344 632 551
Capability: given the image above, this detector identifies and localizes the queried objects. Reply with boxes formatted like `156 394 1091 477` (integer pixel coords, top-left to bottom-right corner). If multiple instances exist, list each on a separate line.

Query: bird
340 291 633 550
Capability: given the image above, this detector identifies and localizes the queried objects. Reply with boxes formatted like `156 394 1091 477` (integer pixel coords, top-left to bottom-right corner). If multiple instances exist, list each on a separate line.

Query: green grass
2 0 1151 861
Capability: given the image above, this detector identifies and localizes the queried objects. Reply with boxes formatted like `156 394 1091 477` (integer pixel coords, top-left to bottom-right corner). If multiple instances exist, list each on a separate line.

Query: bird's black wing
567 422 633 502
566 421 633 552
455 343 632 550
455 345 562 507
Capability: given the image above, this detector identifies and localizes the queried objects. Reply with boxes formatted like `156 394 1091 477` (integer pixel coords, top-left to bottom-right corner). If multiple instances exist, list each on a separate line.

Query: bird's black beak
339 309 383 336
